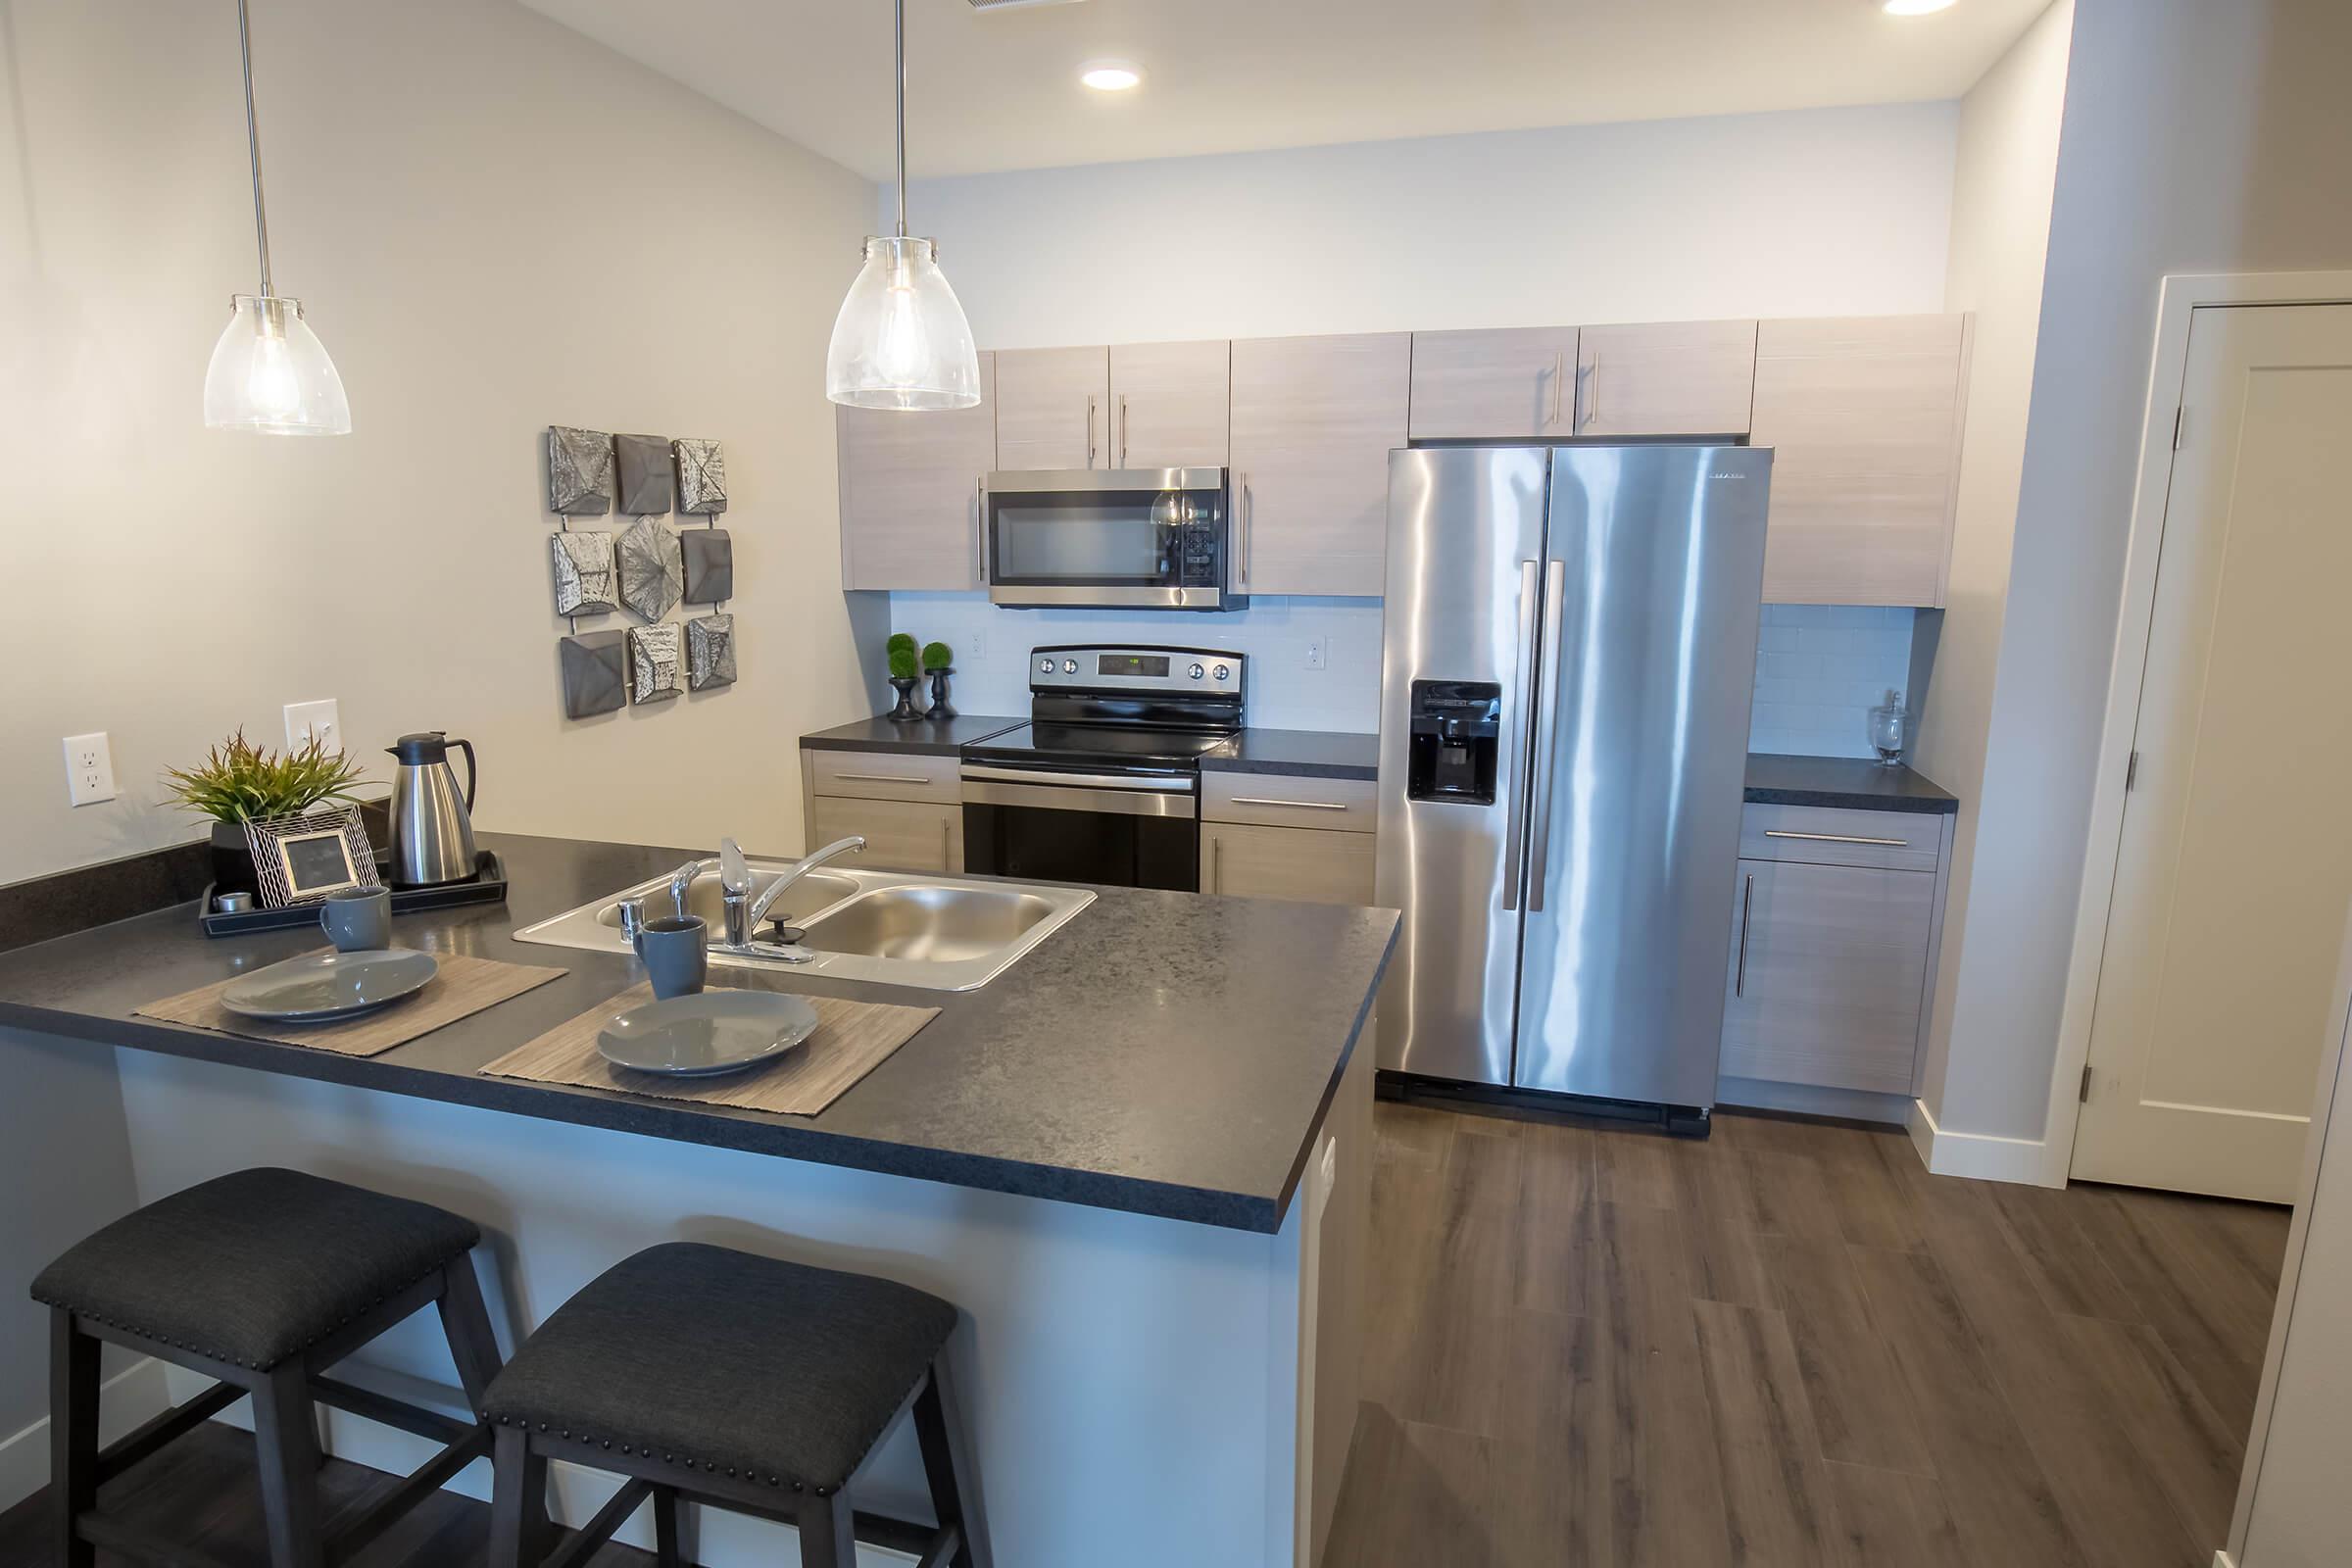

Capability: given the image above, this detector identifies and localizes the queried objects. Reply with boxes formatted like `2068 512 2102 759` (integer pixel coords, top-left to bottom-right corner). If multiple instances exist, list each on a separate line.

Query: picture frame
245 805 381 909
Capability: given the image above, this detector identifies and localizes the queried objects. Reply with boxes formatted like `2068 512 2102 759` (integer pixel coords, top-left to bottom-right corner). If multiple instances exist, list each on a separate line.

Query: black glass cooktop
962 722 1238 773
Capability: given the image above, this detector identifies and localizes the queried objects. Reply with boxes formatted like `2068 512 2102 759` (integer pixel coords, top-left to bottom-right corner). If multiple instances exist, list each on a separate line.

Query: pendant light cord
893 0 908 237
236 0 274 297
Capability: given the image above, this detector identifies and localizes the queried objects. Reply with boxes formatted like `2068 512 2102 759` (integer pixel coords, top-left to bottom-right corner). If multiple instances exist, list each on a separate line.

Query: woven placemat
478 980 938 1117
135 950 566 1058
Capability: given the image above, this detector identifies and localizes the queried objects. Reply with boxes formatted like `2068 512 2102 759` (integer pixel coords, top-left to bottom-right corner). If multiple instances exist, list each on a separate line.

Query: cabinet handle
1735 872 1754 997
1087 395 1098 466
1579 352 1599 432
1235 473 1251 591
835 772 930 787
942 816 953 869
1547 350 1565 428
1761 828 1909 848
1119 394 1129 466
1228 796 1350 811
1212 832 1224 894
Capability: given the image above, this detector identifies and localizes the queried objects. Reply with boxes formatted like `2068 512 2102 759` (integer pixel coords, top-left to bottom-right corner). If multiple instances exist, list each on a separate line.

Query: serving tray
198 852 508 938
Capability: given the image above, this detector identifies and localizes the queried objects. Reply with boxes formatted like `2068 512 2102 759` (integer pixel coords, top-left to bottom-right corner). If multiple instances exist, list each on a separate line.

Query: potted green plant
921 640 956 720
884 633 924 722
162 730 368 894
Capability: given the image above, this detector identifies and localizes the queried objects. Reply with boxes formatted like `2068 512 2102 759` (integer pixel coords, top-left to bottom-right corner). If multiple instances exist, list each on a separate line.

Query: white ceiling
520 0 2050 181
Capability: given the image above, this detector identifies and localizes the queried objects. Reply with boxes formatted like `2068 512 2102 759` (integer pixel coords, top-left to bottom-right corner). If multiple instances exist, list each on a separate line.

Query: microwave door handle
1500 558 1541 910
974 477 988 587
1526 559 1569 912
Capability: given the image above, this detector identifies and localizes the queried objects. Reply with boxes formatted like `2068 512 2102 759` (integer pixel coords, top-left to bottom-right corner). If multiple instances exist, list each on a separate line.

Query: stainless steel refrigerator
1375 444 1772 1116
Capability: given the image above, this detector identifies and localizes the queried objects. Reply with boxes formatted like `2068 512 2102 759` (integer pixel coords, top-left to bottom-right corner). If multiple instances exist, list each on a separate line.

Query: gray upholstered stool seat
483 1242 986 1568
32 1166 481 1370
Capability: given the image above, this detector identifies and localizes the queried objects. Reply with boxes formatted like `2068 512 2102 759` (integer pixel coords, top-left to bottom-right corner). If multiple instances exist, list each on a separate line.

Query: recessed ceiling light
1883 0 1957 14
1081 61 1143 91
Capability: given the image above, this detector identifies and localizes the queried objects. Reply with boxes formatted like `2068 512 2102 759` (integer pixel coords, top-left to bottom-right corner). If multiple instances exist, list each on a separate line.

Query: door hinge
2125 750 2140 791
2172 406 2186 450
2080 1064 2093 1103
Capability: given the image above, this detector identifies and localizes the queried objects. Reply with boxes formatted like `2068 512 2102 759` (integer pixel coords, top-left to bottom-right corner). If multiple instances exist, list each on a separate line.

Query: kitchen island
0 831 1396 1568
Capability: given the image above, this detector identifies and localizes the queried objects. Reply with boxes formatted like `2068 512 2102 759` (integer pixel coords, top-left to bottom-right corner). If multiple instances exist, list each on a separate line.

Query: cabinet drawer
808 795 960 874
1739 803 1940 873
1722 857 1934 1096
1202 772 1379 833
807 748 960 804
1201 822 1377 906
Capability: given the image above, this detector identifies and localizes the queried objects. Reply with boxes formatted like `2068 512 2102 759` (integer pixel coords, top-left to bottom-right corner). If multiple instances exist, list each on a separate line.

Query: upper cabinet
1229 332 1411 599
1108 340 1230 468
1750 315 1971 608
1573 319 1758 437
837 350 996 593
994 346 1108 470
1408 326 1582 441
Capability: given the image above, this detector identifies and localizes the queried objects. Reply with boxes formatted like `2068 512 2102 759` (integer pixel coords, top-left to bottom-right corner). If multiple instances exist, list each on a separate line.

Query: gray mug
320 887 392 953
633 914 709 1001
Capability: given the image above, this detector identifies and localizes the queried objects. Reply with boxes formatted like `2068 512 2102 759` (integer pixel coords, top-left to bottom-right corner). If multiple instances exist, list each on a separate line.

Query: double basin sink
514 861 1095 992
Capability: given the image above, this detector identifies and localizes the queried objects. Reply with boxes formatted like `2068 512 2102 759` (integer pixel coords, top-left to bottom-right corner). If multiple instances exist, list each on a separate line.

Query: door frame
2044 270 2352 1190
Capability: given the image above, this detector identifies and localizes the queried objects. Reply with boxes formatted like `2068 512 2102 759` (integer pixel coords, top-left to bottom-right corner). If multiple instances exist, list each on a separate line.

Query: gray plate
219 949 440 1023
598 990 819 1078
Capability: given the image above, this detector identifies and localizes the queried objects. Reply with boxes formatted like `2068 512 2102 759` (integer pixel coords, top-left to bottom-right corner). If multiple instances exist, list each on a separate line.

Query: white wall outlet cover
1304 636 1328 670
284 699 342 753
64 731 116 807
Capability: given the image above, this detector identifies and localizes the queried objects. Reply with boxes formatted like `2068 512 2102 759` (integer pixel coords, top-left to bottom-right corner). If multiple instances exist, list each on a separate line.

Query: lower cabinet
1200 820 1376 906
1719 805 1952 1098
800 747 963 873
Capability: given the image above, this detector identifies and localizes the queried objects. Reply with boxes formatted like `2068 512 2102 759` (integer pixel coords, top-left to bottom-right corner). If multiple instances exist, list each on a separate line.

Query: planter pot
886 676 924 723
925 668 956 720
209 819 260 895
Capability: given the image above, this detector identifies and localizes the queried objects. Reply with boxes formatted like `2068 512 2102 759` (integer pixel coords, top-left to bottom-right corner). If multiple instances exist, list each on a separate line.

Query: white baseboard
1908 1098 2057 1186
0 1355 173 1512
2214 1551 2235 1568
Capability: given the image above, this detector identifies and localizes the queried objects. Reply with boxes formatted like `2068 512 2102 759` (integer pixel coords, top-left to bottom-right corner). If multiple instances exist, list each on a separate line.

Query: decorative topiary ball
886 632 917 657
921 641 954 671
888 647 920 681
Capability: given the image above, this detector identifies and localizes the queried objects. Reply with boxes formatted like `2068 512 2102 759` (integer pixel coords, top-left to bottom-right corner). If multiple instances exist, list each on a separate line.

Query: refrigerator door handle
1501 558 1542 910
1526 558 1569 912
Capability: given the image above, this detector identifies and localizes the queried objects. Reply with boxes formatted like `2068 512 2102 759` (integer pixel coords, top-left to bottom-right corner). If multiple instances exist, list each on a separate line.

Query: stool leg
251 1362 325 1568
912 1359 988 1568
436 1254 504 1407
652 1485 682 1568
796 1490 856 1568
489 1425 550 1568
49 1311 99 1568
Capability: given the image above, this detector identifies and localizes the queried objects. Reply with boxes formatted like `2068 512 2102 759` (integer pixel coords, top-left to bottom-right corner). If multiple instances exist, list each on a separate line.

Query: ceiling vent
965 0 1089 11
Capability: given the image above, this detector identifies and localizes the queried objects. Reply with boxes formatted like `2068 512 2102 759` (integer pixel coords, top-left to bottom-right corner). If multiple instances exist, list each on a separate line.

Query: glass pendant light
204 0 350 435
825 0 981 412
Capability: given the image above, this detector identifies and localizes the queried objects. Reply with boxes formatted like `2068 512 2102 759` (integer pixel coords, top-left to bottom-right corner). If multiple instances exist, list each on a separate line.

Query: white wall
1928 0 2352 1144
1911 0 2075 1126
886 103 1958 742
0 0 877 888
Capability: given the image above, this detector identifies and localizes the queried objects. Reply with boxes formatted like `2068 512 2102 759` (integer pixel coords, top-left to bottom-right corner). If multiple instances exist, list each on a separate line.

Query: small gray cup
320 887 392 953
632 914 709 1001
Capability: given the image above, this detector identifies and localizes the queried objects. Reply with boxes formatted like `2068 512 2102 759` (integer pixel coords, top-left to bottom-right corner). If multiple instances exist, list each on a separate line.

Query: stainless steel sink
514 859 1093 992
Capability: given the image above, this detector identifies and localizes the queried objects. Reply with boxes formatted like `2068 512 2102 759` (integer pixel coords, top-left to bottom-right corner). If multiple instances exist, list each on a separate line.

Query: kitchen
6 3 2352 1567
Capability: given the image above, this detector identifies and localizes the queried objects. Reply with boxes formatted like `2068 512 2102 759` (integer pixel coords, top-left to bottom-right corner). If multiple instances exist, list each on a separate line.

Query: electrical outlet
965 628 987 662
1304 636 1328 671
284 699 342 753
64 732 116 807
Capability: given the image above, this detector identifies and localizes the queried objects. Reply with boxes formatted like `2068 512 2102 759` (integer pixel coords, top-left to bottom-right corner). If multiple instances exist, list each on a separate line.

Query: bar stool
482 1242 988 1568
32 1166 508 1568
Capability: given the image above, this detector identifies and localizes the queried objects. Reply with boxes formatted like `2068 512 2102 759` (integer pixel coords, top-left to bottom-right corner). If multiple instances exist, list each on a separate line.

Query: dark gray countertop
800 714 1025 755
0 832 1396 1234
1742 754 1959 815
1202 729 1380 782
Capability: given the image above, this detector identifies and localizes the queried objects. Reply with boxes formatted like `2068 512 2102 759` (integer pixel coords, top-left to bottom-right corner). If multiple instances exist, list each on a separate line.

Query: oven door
960 766 1200 891
984 468 1236 610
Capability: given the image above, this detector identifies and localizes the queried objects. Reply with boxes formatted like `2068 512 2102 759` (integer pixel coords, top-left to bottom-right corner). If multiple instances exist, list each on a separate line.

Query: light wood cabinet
805 748 960 807
1573 319 1758 437
1751 314 1971 608
1200 820 1377 906
1108 340 1230 467
1408 325 1581 440
993 346 1108 470
836 351 995 592
1229 332 1411 598
808 794 961 875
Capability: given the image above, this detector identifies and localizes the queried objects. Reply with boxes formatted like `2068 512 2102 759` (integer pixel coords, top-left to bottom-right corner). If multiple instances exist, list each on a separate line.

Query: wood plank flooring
1326 1102 2290 1568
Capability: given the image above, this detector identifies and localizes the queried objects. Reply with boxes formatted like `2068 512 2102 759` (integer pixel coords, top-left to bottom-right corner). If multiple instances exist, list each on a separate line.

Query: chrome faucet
710 835 867 954
666 857 720 920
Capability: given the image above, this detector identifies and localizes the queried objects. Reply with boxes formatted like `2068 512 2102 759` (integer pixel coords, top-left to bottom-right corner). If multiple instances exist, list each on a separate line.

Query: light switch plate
284 699 342 753
64 732 116 807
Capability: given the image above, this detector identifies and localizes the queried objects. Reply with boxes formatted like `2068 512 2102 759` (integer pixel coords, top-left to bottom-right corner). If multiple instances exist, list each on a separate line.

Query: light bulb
244 329 300 420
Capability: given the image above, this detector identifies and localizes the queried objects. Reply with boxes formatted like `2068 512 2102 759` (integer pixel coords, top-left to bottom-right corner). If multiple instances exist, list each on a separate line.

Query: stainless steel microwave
983 467 1243 610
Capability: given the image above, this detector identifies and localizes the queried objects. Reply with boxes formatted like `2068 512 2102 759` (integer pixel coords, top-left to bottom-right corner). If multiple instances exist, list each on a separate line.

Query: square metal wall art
681 528 733 605
559 630 628 718
547 425 614 515
687 613 735 691
614 433 674 515
628 623 682 705
550 530 616 616
673 438 728 515
615 515 684 620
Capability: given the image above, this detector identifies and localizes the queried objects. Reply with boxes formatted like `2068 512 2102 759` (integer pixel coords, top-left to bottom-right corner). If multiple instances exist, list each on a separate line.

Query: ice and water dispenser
1405 681 1502 805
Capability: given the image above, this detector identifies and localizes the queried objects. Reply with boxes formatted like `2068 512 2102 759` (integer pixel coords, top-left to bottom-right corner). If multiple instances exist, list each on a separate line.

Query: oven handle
960 764 1197 794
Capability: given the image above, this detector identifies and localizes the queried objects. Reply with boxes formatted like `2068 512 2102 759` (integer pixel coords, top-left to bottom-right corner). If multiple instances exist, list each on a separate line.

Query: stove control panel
1029 644 1246 698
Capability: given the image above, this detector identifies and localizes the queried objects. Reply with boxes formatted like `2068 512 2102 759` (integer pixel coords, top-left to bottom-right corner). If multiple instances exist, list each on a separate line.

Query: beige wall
1929 0 2352 1144
1911 0 2075 1124
0 0 879 888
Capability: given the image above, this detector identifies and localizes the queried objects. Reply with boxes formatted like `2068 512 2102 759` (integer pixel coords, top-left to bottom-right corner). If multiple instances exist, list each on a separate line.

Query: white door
2073 303 2352 1201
